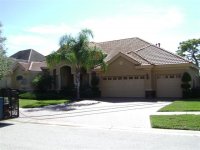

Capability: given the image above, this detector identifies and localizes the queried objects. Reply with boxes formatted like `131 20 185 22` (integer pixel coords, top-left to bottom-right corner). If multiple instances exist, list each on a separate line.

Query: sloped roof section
136 45 189 65
127 51 151 65
10 49 45 62
95 37 189 66
17 61 47 71
96 37 150 61
29 61 47 71
17 62 30 71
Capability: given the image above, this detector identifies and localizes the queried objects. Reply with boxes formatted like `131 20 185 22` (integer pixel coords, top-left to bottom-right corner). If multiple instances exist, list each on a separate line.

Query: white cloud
7 35 59 56
7 7 185 56
81 7 184 44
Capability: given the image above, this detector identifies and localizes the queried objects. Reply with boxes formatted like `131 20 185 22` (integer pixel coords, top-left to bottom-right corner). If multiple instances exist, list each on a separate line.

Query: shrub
90 72 101 98
32 74 52 92
80 87 101 98
181 72 192 99
191 87 200 98
19 92 37 99
91 75 99 88
182 72 192 82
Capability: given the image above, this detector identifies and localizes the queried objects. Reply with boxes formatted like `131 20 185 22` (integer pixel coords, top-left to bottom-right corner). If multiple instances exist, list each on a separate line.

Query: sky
0 0 200 56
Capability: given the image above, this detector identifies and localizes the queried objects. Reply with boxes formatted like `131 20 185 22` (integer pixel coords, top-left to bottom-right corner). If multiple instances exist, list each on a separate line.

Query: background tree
46 29 107 99
0 22 11 80
176 38 200 66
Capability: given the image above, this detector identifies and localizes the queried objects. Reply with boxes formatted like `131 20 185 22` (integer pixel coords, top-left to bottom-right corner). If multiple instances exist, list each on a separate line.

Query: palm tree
46 29 106 99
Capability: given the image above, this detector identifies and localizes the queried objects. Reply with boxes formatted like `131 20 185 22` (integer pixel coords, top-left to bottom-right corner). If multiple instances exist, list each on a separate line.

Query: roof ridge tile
97 37 138 44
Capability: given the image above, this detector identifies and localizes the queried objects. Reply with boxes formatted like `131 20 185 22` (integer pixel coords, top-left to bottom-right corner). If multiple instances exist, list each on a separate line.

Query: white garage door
156 74 182 98
101 75 145 97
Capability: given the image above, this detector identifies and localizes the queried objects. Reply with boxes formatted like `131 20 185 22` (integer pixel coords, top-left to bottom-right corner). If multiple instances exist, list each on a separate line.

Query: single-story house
49 37 200 98
0 49 47 91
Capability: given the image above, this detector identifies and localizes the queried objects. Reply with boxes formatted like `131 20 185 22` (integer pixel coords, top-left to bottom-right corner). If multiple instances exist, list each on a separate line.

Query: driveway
17 99 170 130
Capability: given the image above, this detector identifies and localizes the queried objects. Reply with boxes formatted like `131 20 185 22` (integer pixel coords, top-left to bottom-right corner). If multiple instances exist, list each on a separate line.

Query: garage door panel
156 74 182 98
101 76 145 97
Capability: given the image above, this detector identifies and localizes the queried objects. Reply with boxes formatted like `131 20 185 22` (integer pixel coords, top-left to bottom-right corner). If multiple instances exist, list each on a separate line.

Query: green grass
159 100 200 112
150 115 200 131
19 99 69 108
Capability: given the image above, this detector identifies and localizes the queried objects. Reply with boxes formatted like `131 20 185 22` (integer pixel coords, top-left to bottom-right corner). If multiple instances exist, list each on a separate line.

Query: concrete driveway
17 99 170 130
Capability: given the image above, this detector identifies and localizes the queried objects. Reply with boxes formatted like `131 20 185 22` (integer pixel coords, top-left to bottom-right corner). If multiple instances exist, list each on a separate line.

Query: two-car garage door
101 75 145 97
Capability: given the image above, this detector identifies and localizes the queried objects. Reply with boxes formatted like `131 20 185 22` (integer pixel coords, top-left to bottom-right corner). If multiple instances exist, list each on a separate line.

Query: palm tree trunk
76 70 81 99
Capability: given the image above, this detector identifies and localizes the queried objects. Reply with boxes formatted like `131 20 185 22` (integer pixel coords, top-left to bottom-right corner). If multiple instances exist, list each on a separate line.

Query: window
113 77 117 80
108 77 112 80
16 75 23 81
135 76 139 79
140 75 145 79
176 74 181 78
129 76 133 80
123 76 127 80
21 79 27 85
118 76 122 80
103 77 107 80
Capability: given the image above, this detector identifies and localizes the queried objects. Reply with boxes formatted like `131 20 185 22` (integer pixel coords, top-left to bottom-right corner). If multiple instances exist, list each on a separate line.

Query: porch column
144 68 155 98
57 75 61 90
57 68 61 90
88 71 92 86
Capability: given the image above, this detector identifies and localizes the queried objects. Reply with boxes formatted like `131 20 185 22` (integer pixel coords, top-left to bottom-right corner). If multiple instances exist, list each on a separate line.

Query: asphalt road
1 121 200 150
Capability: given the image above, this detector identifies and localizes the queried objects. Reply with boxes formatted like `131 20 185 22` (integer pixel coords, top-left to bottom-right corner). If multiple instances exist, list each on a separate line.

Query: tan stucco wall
103 56 147 76
98 56 149 97
8 66 41 91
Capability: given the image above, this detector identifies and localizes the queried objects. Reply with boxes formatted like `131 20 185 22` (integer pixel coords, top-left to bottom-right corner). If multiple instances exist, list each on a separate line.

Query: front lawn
159 100 200 112
150 115 200 131
19 99 69 108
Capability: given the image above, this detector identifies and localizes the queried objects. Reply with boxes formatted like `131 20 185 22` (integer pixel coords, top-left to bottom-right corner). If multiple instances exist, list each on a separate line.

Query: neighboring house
49 37 200 98
0 49 47 91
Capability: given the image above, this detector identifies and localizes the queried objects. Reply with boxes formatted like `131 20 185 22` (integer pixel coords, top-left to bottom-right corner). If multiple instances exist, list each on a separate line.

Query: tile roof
10 49 45 62
10 49 47 72
96 37 150 62
18 62 30 71
136 45 189 65
18 61 47 71
127 51 151 65
95 37 189 66
29 61 47 71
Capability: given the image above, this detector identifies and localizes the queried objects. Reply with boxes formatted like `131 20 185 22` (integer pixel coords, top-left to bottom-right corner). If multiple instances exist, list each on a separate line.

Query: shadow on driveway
0 122 14 128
